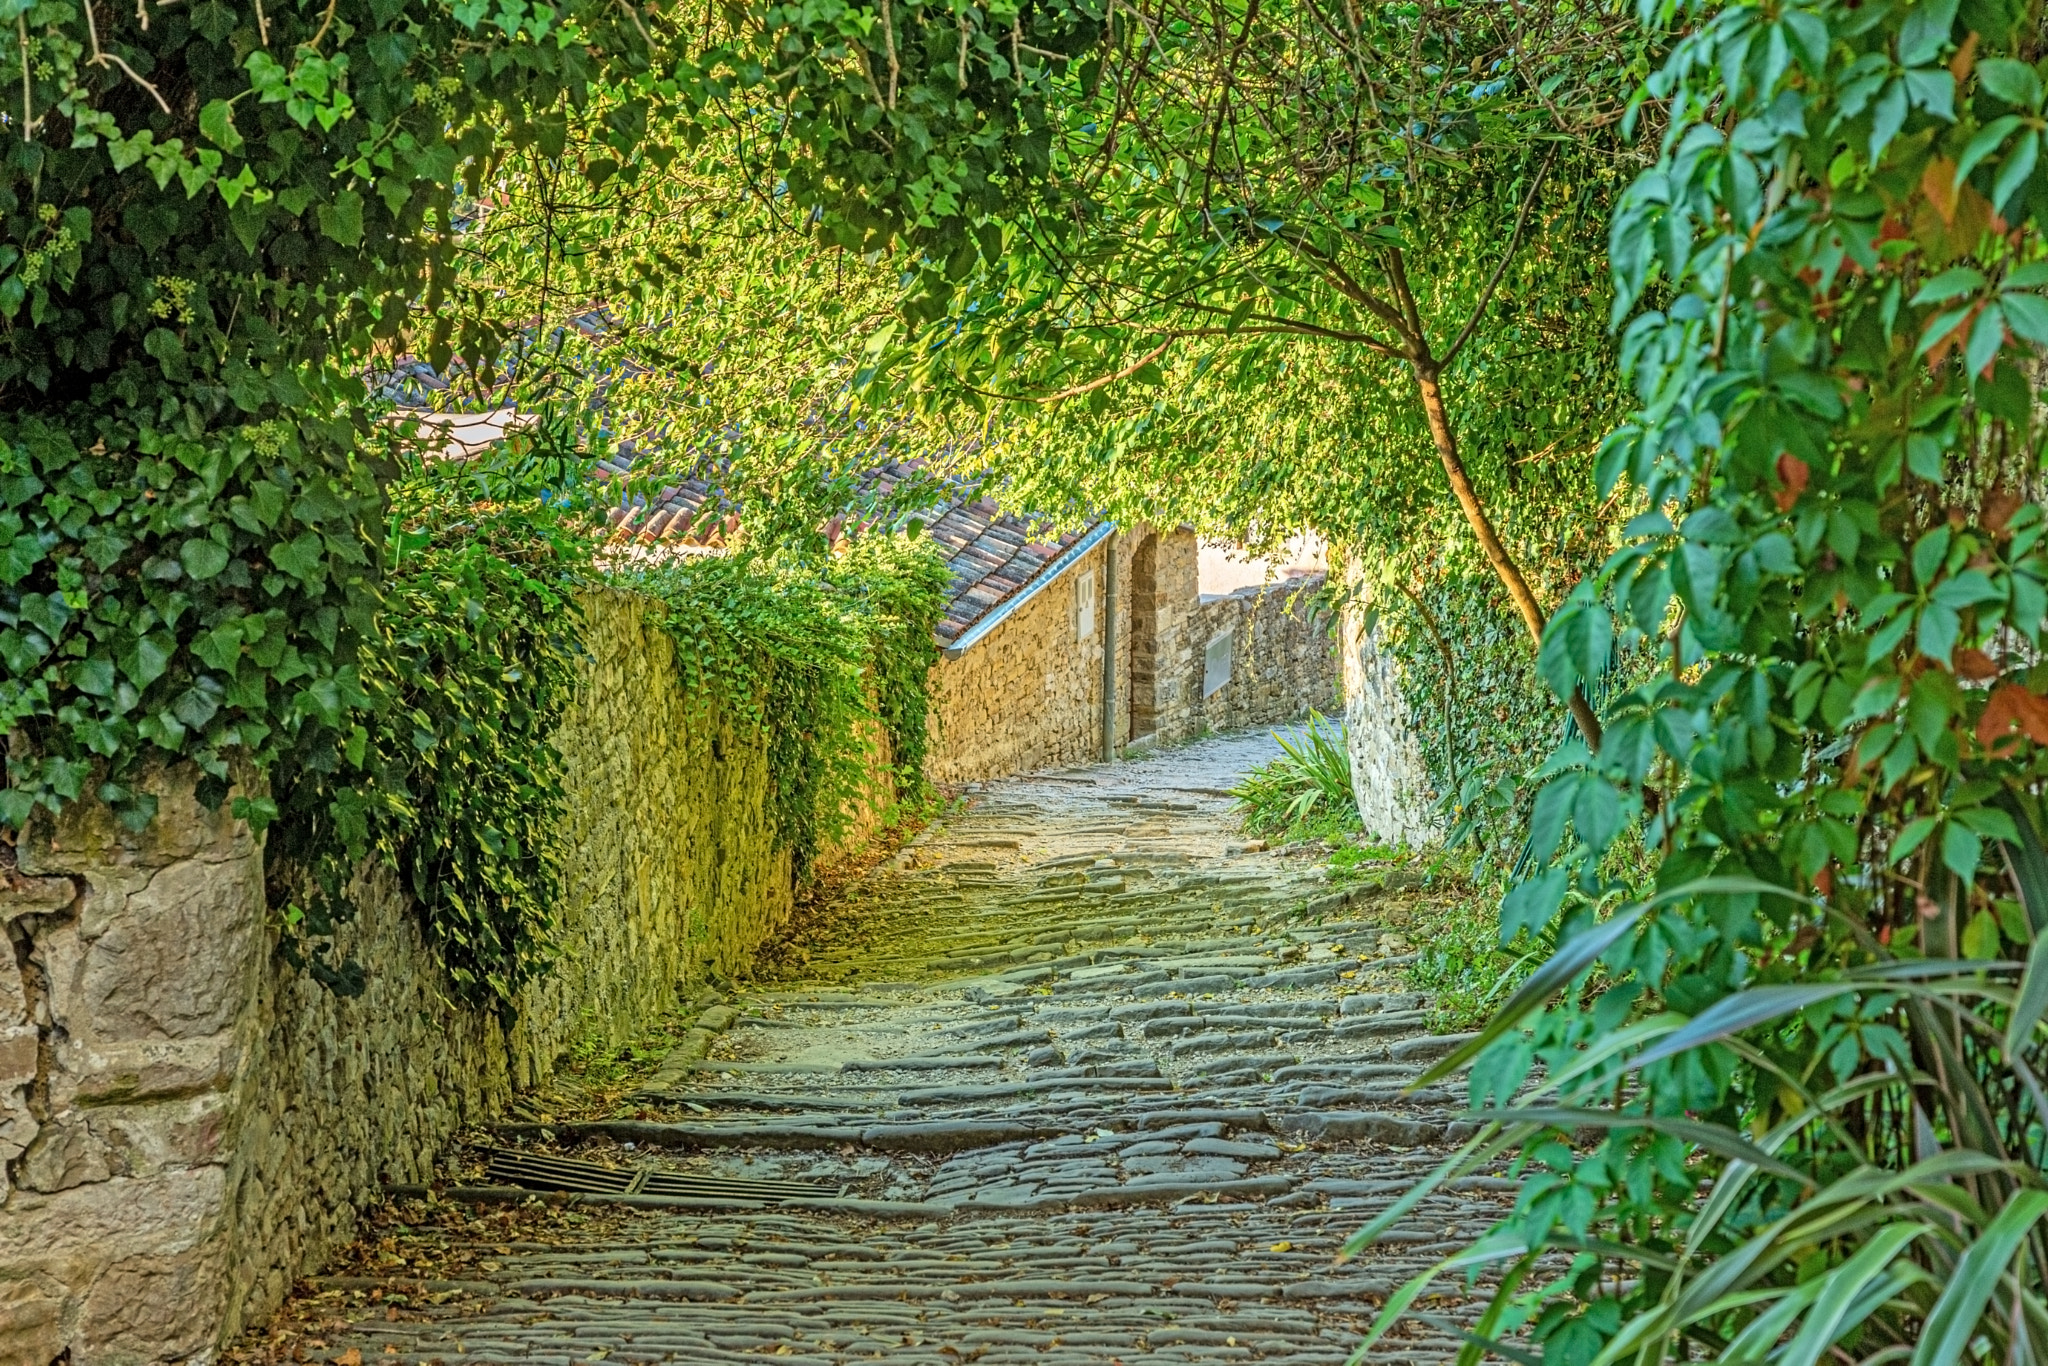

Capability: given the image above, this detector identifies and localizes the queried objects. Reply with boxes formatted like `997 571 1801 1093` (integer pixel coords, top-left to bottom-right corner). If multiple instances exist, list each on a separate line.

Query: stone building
613 460 1340 786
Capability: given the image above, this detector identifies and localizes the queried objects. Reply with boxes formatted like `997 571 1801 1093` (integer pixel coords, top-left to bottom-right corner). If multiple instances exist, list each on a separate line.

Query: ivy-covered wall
1341 522 1616 862
0 587 890 1361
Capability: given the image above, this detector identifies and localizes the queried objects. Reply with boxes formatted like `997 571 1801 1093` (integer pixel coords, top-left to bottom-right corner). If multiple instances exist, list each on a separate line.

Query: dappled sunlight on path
242 728 1504 1365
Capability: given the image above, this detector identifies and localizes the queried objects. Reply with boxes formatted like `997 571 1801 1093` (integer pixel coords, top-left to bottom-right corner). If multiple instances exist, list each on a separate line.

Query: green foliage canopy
680 0 1649 749
0 0 655 827
1376 0 2048 1359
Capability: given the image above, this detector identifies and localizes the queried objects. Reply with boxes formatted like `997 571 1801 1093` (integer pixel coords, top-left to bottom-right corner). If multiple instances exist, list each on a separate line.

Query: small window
1076 569 1097 641
1204 630 1234 696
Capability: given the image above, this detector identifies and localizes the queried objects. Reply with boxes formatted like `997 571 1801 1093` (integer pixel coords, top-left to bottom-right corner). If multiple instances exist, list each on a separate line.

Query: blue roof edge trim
941 521 1116 661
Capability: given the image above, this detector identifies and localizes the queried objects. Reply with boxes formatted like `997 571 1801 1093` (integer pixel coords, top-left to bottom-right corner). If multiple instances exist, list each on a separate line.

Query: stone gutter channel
255 729 1511 1366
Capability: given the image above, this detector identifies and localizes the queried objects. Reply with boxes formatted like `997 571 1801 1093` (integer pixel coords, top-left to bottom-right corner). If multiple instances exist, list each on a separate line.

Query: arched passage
1127 533 1159 742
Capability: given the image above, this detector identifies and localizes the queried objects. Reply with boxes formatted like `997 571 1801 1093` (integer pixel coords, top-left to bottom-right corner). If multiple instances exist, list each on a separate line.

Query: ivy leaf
68 656 116 696
1957 115 2024 181
317 190 365 247
180 538 231 580
199 99 245 153
120 632 176 688
269 531 327 582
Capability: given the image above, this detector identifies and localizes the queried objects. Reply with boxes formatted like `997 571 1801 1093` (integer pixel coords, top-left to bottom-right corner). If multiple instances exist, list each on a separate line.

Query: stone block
79 1251 226 1365
85 1091 232 1179
3 1165 225 1260
56 1034 240 1108
0 1273 67 1366
0 873 76 923
14 1117 110 1193
19 764 255 878
73 855 260 1043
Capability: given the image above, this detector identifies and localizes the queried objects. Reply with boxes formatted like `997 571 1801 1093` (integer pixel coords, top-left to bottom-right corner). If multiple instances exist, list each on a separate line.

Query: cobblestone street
249 729 1503 1365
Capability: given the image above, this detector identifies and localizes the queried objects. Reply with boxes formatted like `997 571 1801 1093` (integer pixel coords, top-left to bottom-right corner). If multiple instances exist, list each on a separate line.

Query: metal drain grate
486 1149 844 1202
486 1150 635 1194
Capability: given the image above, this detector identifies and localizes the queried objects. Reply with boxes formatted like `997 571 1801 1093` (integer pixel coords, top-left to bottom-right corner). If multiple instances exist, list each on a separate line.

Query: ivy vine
632 531 949 883
264 447 595 1009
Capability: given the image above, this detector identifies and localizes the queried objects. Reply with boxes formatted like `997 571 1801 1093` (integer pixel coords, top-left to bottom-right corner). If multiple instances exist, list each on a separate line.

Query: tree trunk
1410 361 1605 753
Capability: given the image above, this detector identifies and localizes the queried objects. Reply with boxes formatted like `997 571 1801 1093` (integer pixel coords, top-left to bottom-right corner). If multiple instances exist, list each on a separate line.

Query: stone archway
1127 533 1159 742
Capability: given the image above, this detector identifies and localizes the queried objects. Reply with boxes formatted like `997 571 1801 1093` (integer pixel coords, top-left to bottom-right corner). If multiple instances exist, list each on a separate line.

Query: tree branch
1438 149 1554 369
1170 304 1402 355
880 0 900 107
1269 230 1411 339
965 337 1176 404
82 0 171 113
1384 245 1425 343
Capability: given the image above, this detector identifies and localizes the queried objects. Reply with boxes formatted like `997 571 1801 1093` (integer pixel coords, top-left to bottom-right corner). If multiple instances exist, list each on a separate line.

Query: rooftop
591 454 1098 649
376 320 1103 651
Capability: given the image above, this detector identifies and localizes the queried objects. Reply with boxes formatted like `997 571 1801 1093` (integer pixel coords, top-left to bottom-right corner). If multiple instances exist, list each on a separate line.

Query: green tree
0 0 657 826
686 0 1651 745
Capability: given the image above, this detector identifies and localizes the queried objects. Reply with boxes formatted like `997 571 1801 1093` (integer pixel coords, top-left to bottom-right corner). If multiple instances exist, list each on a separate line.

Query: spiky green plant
1230 711 1360 841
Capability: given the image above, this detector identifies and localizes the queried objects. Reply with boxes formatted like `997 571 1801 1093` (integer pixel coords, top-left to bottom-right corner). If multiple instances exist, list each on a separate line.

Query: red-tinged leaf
1984 486 2022 533
1977 682 2048 753
1775 453 1810 511
1922 154 1959 225
1950 30 1979 83
1956 647 1999 681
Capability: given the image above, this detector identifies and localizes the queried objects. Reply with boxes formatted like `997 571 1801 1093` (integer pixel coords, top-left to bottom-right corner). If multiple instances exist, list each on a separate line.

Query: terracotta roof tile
608 455 1102 643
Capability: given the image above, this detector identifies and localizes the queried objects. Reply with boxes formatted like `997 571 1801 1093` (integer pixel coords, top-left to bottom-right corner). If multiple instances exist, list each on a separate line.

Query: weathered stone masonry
0 589 871 1366
928 525 1337 786
0 549 1338 1365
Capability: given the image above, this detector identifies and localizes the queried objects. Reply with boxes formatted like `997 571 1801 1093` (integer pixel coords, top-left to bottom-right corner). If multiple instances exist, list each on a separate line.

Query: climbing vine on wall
1362 509 1627 870
631 531 949 883
0 0 654 831
265 446 598 1008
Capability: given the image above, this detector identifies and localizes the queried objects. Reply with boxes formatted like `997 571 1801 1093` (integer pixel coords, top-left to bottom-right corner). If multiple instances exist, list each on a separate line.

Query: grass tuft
1230 711 1361 842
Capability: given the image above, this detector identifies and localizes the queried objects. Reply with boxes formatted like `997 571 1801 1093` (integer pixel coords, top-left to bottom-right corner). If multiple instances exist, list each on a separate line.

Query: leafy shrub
630 532 949 881
1231 712 1360 842
1369 0 2048 1361
0 0 652 833
1400 894 1543 1035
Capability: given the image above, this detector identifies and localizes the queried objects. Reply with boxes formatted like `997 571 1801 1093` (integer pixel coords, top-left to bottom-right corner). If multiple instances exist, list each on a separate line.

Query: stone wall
928 529 1337 784
928 540 1112 785
2 775 267 1366
1338 564 1438 847
1120 528 1204 746
1186 576 1339 734
0 588 869 1366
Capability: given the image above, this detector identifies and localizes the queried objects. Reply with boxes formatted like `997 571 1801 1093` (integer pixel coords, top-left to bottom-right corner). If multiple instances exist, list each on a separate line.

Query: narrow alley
254 730 1506 1365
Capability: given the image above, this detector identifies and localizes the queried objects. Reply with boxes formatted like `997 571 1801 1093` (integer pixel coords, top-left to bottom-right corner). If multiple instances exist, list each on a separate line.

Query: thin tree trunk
1411 361 1605 753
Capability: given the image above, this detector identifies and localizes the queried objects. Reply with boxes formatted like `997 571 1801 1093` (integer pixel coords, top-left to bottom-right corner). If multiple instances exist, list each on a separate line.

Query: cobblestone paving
259 730 1503 1365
